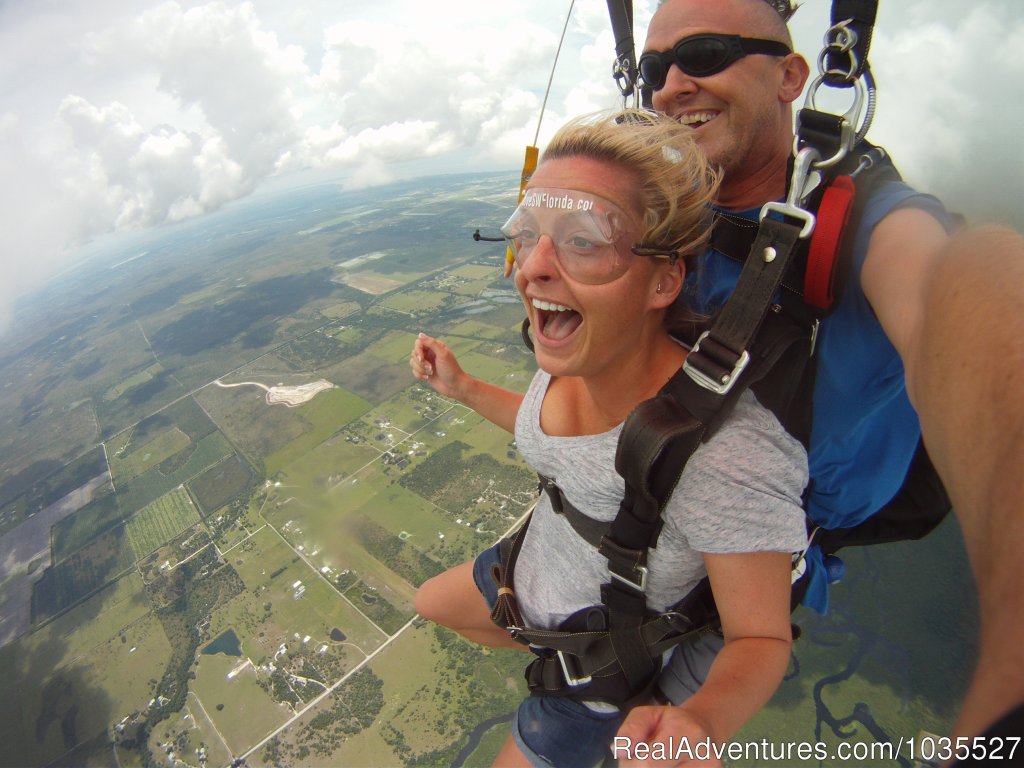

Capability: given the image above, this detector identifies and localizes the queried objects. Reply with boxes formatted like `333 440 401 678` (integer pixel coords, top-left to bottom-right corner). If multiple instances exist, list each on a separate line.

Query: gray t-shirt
513 369 809 630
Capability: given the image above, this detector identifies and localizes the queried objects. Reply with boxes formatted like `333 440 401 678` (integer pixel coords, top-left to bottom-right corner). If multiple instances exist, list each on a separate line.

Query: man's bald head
655 0 796 48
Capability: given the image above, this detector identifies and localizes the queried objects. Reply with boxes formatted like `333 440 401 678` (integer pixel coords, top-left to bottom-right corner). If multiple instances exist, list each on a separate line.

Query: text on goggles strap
501 188 660 285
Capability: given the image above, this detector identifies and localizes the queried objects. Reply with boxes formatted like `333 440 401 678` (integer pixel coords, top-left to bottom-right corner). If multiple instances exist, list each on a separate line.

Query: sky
1 0 1022 337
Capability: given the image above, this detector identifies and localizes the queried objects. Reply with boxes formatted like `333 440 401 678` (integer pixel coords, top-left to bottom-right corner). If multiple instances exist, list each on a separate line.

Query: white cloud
867 4 1024 226
0 114 83 335
344 157 396 192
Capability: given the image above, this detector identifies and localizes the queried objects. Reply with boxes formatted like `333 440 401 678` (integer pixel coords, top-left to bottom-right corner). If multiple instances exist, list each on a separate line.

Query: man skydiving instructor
614 1 1024 764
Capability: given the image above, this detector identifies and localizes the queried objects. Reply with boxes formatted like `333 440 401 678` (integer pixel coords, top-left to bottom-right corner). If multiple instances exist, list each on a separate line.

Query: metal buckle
761 146 820 239
609 563 649 593
683 331 750 395
557 650 592 687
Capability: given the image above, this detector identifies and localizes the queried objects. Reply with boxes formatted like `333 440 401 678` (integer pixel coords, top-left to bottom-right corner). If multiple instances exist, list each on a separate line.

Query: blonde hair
540 109 719 265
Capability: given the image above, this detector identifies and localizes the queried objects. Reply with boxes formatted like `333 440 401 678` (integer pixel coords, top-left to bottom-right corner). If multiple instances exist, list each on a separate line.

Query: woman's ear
652 258 685 309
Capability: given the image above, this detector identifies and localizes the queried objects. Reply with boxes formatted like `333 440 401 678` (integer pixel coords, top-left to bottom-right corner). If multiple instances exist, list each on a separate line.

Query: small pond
202 628 242 657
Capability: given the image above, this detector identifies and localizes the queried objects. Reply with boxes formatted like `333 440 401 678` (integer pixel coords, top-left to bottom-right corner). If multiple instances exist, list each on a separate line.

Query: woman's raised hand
410 333 467 400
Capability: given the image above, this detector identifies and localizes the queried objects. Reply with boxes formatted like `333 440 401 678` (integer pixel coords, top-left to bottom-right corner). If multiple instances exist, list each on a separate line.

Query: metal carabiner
825 19 858 52
818 19 860 83
798 75 868 169
759 146 820 239
611 55 639 107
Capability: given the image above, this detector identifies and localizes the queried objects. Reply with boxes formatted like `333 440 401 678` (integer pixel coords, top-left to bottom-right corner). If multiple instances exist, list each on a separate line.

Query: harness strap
489 517 533 640
710 142 899 318
515 577 718 702
609 389 704 544
604 581 658 693
540 475 608 548
703 217 804 356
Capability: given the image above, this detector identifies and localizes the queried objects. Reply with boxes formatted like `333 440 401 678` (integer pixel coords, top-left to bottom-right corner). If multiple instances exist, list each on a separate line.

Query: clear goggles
500 188 662 285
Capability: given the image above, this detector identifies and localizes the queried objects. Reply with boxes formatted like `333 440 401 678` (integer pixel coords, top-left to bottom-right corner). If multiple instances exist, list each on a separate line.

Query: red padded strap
805 175 855 311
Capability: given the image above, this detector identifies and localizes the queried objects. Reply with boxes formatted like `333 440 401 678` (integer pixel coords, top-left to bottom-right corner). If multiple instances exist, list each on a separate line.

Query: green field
31 527 136 625
191 654 288 755
363 329 421 364
445 318 513 341
109 425 192 485
0 572 164 766
0 446 109 536
188 453 254 515
226 526 388 654
257 622 525 766
103 363 164 402
327 324 367 344
115 431 234 516
320 301 362 319
276 433 381 488
263 387 374 477
379 290 453 314
50 492 124 565
441 263 505 297
125 487 201 560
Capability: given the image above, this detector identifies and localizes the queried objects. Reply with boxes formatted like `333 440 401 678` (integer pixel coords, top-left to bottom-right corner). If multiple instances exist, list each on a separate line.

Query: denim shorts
472 543 624 768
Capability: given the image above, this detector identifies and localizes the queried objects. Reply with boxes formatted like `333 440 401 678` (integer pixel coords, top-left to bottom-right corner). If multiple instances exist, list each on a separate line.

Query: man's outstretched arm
864 220 1024 739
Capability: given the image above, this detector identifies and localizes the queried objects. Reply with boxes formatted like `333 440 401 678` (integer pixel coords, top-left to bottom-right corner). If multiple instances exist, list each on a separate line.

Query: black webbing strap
541 475 609 548
825 0 877 86
705 218 803 352
711 141 901 313
602 388 705 588
596 378 711 698
683 217 805 405
709 211 760 260
603 581 657 693
606 0 638 98
516 575 719 703
796 109 848 163
711 213 809 299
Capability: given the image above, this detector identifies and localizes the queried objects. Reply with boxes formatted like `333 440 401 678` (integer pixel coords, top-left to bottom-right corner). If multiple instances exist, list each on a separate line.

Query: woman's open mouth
532 298 582 343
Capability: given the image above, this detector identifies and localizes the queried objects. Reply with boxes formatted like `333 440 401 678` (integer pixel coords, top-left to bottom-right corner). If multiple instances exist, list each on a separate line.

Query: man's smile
678 110 719 128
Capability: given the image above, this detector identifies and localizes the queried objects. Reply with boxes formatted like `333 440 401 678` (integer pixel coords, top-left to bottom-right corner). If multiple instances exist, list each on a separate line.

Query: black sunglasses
639 34 791 90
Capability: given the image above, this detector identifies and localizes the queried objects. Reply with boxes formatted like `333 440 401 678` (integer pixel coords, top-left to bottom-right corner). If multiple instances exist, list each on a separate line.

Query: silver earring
656 282 663 294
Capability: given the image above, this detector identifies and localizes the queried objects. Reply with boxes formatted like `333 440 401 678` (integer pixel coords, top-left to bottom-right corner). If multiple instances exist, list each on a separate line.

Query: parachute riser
774 6 881 231
606 1 643 108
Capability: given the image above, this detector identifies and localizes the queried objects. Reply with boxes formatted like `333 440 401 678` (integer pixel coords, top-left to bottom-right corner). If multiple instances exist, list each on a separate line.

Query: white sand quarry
214 379 335 407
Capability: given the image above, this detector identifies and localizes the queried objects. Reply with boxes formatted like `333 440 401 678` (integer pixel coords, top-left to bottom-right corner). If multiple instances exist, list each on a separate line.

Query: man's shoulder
862 178 948 232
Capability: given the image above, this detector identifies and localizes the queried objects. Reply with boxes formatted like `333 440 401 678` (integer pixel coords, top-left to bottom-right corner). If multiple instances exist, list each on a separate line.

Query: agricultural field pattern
0 171 979 767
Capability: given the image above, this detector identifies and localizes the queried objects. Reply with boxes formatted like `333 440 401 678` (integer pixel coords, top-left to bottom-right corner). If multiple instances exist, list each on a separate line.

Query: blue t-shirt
686 180 948 611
